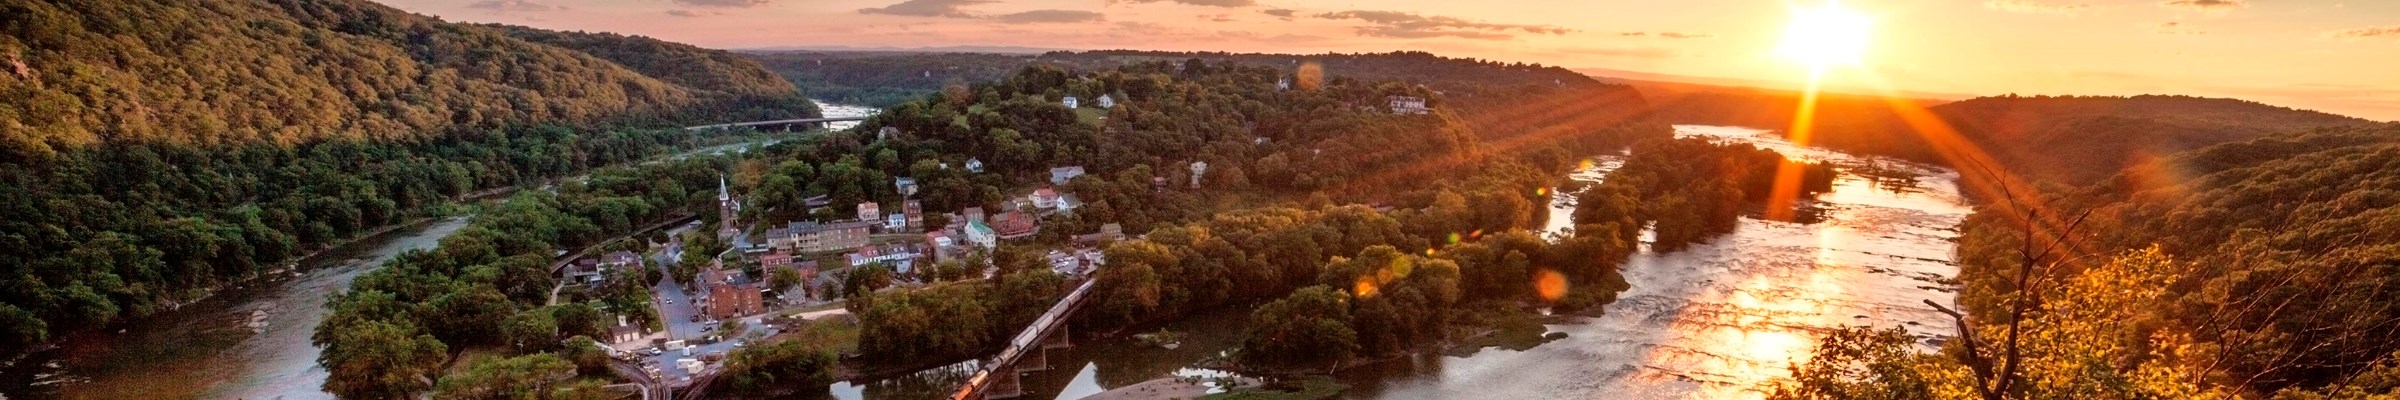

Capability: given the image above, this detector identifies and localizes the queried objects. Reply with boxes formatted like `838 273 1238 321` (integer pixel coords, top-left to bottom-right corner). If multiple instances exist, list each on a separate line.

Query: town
553 97 1165 393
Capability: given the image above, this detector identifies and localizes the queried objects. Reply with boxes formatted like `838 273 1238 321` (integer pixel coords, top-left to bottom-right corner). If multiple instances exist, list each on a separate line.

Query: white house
1030 187 1062 209
963 220 998 249
1190 161 1209 188
857 202 881 222
1095 94 1116 109
965 158 986 173
894 177 919 197
1063 96 1080 108
1057 193 1081 213
1388 96 1431 115
1049 166 1086 185
884 213 907 231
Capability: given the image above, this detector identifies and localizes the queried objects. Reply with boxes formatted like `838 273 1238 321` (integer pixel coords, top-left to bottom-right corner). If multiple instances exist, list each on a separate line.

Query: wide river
0 101 873 400
833 124 1972 399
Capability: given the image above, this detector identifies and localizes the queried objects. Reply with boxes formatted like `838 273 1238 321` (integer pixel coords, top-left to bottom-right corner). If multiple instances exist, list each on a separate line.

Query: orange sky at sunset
387 0 2398 120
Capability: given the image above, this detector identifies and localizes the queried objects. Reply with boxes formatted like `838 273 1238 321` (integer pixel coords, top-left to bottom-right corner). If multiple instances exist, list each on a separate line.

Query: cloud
467 0 565 12
1262 8 1295 20
1311 10 1575 40
1555 47 1678 59
1202 14 1236 22
666 9 706 17
859 0 993 18
1986 0 2094 15
2154 21 2205 34
1617 31 1712 38
1110 0 1257 7
2327 25 2400 39
2159 0 2245 12
676 0 771 7
992 9 1105 24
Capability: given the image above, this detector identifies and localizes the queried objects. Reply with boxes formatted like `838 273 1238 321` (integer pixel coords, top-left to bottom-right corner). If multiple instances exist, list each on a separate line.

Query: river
0 101 877 400
0 217 472 400
826 124 1971 400
1335 124 1970 399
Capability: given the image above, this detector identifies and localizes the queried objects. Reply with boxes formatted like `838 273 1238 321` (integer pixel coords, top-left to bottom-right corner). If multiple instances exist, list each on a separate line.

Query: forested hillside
1777 123 2400 399
746 50 1666 157
0 0 812 155
1618 81 2376 184
0 0 818 351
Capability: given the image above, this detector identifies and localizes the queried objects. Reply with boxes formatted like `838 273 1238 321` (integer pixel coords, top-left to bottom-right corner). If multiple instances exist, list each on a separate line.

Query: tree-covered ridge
744 50 1665 158
1779 123 2400 399
1634 84 2377 184
489 25 801 99
1916 95 2377 183
0 0 814 157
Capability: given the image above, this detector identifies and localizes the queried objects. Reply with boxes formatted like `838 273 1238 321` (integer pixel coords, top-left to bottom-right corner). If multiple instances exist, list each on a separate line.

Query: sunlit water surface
1341 124 1970 399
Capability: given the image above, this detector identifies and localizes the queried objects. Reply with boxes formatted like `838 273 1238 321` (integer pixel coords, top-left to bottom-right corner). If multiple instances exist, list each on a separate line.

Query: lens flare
1534 269 1569 302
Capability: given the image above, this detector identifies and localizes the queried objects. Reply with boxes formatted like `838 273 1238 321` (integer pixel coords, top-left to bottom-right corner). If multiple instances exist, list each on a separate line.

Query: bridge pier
1043 325 1071 350
987 368 1024 399
1018 347 1048 373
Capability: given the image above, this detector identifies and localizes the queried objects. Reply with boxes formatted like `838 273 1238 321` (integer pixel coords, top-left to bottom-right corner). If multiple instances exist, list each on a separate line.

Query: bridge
682 116 869 131
950 278 1101 400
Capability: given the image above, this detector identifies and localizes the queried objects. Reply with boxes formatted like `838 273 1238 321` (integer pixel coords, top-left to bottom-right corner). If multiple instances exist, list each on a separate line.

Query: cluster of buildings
563 250 643 287
732 162 1125 287
696 260 763 320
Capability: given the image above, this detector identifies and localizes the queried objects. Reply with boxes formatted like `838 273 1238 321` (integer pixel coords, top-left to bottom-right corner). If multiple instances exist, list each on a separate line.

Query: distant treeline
1633 80 2376 184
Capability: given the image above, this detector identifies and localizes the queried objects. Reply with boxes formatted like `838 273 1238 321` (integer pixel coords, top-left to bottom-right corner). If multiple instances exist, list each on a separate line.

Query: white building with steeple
718 175 740 239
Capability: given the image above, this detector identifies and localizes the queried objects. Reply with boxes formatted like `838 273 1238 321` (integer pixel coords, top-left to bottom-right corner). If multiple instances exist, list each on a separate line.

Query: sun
1776 1 1873 69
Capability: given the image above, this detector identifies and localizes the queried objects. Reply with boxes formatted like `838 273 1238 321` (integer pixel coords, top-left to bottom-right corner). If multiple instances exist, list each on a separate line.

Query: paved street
650 242 708 341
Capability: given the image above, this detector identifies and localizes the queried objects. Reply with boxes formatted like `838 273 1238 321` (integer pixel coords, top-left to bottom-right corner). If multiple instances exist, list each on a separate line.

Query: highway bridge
950 278 1101 400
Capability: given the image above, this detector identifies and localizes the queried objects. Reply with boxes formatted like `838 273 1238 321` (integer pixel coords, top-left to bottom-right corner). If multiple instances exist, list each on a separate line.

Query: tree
722 340 840 396
550 303 604 340
1239 286 1358 370
429 353 579 400
770 266 806 293
319 320 448 400
1769 326 1946 400
502 309 561 353
842 264 895 298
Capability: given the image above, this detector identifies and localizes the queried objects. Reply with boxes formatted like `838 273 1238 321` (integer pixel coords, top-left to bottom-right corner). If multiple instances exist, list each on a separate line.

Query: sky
385 0 2400 120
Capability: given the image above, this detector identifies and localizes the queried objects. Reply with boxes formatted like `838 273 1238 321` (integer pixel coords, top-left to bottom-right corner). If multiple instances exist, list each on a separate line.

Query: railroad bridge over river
950 278 1100 399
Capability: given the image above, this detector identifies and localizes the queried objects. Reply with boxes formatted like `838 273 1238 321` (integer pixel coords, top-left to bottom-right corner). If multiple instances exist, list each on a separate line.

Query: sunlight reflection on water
1350 125 1969 399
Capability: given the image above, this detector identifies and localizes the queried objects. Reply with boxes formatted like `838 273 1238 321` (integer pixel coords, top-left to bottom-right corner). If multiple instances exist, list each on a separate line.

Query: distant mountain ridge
1580 67 2377 183
1836 94 2375 183
0 0 813 158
